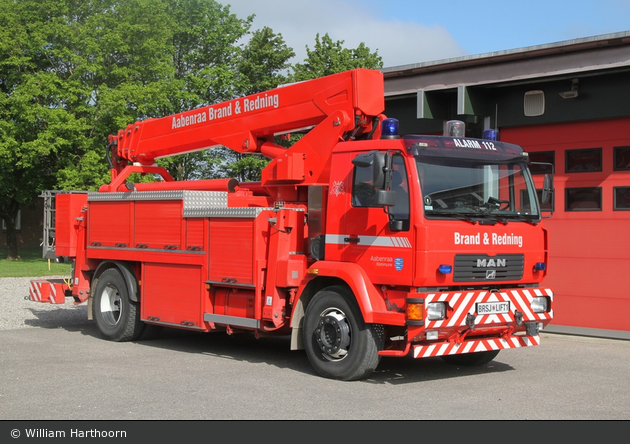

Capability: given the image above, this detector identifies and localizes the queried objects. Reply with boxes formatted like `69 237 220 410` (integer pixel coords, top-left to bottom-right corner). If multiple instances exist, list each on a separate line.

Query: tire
303 285 383 381
93 268 143 342
441 349 500 366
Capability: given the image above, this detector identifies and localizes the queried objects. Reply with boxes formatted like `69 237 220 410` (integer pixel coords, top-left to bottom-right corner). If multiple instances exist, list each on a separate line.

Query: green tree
290 33 383 82
0 0 93 259
238 26 295 95
0 0 382 261
1 0 185 259
220 33 385 179
0 0 276 259
53 0 177 190
215 32 384 181
199 26 296 182
152 0 254 181
273 33 383 152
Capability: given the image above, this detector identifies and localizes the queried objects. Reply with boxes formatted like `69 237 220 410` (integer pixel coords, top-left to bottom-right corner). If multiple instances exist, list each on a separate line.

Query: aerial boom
107 69 385 191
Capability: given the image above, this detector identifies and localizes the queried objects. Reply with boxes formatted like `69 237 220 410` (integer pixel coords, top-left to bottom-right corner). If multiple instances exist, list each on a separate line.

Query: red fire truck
29 69 554 380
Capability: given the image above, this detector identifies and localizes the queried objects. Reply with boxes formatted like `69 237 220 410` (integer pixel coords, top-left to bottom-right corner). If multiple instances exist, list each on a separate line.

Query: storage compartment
212 288 255 318
134 200 182 249
54 193 88 257
209 219 255 285
142 263 203 327
88 201 132 247
185 218 204 251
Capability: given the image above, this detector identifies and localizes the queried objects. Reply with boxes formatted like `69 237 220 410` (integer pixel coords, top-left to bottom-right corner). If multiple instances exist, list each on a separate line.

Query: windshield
416 157 541 224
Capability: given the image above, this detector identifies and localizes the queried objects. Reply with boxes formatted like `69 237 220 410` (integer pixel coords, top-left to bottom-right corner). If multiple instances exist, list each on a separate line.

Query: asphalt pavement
1 317 629 421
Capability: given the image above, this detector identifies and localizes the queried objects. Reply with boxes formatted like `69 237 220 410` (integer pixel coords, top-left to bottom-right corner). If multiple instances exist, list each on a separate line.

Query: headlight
531 296 549 313
427 302 446 320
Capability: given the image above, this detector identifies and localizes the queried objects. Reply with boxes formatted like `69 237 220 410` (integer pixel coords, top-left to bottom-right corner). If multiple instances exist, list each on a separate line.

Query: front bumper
381 287 553 358
413 332 541 358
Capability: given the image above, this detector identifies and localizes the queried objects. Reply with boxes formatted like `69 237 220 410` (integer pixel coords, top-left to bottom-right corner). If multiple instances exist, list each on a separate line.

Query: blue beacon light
381 118 400 139
483 129 500 140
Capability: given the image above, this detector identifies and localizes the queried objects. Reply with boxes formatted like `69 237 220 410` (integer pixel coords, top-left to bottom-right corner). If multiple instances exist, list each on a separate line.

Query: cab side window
352 164 377 207
390 154 410 223
351 152 411 230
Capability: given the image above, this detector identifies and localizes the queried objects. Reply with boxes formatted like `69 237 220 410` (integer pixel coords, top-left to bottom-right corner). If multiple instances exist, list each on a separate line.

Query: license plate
476 301 510 315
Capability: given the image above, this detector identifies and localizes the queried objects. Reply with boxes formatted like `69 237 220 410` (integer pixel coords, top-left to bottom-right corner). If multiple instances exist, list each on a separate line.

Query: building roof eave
381 31 630 79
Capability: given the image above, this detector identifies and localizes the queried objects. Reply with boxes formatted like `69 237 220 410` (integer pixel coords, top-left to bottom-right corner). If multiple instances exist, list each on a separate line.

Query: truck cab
294 119 553 378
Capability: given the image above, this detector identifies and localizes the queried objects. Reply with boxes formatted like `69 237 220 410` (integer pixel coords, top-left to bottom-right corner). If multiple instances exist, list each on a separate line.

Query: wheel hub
315 311 350 359
100 285 122 326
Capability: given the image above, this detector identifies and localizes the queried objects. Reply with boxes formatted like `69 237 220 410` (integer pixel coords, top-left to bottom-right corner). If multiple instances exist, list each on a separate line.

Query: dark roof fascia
381 31 630 79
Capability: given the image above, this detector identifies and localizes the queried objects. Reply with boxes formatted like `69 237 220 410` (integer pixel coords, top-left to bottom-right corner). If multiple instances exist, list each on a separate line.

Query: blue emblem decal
394 257 403 271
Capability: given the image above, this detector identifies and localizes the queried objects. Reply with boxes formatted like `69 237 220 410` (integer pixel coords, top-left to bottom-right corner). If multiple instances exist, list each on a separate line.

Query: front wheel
303 286 383 381
93 268 143 342
441 349 500 366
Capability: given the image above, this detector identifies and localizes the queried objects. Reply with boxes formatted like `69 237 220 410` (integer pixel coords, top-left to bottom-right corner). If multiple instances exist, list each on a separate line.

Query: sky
220 0 630 68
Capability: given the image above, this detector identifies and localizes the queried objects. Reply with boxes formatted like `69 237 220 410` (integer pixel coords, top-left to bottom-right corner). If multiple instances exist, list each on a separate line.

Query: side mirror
389 219 404 231
541 173 554 205
375 189 396 206
352 151 387 188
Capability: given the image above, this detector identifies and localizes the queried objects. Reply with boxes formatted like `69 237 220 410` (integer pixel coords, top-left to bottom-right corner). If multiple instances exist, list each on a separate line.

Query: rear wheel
441 349 500 366
303 286 383 381
93 268 143 342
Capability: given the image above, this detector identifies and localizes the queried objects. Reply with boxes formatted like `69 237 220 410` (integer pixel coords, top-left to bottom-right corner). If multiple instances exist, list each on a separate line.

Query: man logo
477 258 507 268
486 270 496 279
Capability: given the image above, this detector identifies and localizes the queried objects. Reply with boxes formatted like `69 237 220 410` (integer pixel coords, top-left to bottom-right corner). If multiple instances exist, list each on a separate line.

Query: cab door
325 151 413 286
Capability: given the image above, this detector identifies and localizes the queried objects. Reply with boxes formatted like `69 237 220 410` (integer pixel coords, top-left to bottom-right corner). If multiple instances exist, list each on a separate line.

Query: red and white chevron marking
413 334 540 358
424 288 553 329
28 279 68 304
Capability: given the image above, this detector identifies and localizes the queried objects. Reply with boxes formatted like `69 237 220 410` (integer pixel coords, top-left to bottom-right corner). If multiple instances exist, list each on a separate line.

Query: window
352 152 411 230
535 189 554 212
352 153 409 209
524 90 545 117
389 154 410 230
614 187 630 210
613 146 630 171
565 187 602 211
352 163 378 207
529 151 554 175
1 210 21 231
565 148 602 173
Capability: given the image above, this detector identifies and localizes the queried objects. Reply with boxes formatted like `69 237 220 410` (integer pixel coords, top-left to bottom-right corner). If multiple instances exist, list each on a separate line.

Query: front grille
453 254 524 282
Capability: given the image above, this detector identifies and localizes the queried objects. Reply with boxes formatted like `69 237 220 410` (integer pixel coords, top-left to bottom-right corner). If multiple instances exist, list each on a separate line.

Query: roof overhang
382 31 630 97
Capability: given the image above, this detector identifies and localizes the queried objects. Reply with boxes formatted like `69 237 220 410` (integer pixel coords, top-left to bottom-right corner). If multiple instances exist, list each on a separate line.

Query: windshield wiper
426 210 478 225
479 211 540 226
507 214 538 225
478 213 508 225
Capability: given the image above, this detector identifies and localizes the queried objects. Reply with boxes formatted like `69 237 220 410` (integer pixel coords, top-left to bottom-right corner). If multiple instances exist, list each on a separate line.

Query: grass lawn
0 249 72 278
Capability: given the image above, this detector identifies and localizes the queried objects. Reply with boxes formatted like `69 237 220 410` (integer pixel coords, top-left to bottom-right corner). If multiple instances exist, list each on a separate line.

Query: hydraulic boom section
107 69 385 190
